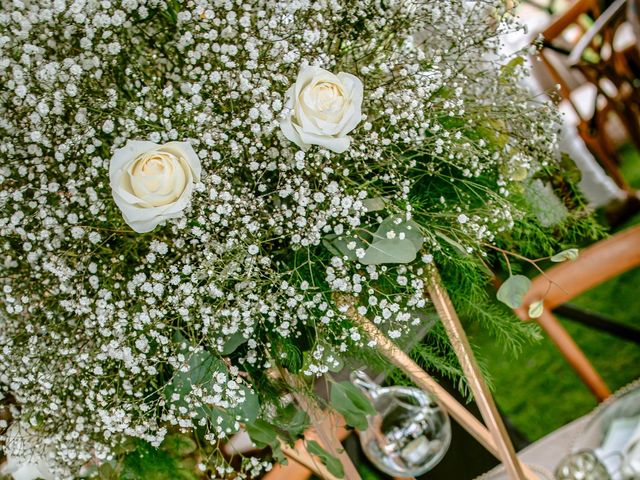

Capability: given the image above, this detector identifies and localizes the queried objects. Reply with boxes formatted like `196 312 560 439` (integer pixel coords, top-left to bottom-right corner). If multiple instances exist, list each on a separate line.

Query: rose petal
109 140 158 181
160 141 201 181
296 125 351 153
315 103 355 135
294 65 332 98
295 100 324 135
280 115 308 150
337 72 363 135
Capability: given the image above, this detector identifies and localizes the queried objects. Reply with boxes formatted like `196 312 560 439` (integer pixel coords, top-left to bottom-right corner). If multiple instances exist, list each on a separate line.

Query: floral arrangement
0 0 598 478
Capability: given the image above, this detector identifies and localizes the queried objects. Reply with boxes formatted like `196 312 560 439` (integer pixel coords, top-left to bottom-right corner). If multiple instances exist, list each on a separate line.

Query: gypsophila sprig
0 0 595 477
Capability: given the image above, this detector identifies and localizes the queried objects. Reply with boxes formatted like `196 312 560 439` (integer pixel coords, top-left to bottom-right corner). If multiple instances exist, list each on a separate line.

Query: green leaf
271 442 289 465
361 197 386 212
276 404 310 438
165 348 226 403
372 215 424 249
306 440 345 479
434 230 467 255
524 179 568 227
528 300 544 319
359 215 424 265
160 433 197 457
245 420 278 449
323 233 369 261
501 56 525 77
360 238 418 265
237 385 260 422
550 248 579 262
164 343 259 430
120 440 198 480
221 331 248 355
496 275 532 309
330 381 376 431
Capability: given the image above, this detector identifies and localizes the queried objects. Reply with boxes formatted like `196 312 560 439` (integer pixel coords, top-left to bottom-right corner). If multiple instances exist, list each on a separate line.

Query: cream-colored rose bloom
109 140 201 233
280 65 363 153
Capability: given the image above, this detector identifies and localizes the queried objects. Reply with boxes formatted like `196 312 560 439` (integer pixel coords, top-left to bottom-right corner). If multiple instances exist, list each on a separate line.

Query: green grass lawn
474 268 640 441
475 146 640 442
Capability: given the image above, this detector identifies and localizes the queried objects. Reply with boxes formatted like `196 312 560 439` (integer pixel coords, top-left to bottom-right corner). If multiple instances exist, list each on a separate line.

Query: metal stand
336 266 538 480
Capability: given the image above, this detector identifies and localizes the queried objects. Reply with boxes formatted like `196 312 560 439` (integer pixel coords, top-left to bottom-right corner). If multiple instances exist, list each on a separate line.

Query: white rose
280 65 363 153
109 140 201 233
0 424 54 480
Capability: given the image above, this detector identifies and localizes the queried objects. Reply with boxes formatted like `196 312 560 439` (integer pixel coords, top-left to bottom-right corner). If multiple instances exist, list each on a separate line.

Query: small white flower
457 214 468 224
280 65 363 153
109 140 201 233
0 424 54 480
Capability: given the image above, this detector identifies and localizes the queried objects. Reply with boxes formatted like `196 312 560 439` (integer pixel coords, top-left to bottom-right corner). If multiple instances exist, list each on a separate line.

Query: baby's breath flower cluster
0 0 569 477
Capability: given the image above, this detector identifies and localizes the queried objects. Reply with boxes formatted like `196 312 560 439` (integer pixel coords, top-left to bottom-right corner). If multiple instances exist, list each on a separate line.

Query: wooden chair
534 0 638 195
567 0 640 153
514 225 640 401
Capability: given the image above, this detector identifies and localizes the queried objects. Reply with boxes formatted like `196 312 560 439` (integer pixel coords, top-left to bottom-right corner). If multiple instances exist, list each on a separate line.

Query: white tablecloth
478 414 593 479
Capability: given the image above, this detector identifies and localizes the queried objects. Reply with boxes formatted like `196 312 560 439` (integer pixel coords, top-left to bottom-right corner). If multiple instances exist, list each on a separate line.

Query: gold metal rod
426 268 529 480
336 295 538 480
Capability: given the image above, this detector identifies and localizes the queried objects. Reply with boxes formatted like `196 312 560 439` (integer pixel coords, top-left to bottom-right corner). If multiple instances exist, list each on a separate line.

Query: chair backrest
522 224 640 309
537 0 602 113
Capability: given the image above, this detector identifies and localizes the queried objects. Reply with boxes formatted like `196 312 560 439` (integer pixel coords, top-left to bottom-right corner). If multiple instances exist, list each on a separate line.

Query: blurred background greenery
473 145 640 441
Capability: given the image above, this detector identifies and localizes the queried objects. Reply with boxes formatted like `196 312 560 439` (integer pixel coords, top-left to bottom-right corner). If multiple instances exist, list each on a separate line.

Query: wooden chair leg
535 309 612 401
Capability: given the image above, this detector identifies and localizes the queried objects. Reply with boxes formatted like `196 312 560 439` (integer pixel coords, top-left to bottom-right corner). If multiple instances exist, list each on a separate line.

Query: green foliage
164 343 259 430
323 215 424 265
330 381 376 431
274 403 311 440
361 216 424 265
496 275 532 309
119 440 198 480
323 233 368 261
245 419 289 465
160 434 197 457
551 248 579 262
305 440 345 479
528 300 544 319
245 420 277 448
220 332 249 355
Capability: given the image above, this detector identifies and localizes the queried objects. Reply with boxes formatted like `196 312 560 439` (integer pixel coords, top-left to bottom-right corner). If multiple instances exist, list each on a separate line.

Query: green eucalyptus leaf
245 420 278 449
330 381 376 431
359 215 425 265
276 404 310 438
271 443 289 465
528 300 544 319
237 385 260 422
164 343 259 430
306 440 345 479
221 331 248 355
524 179 568 227
322 236 342 257
360 238 418 265
323 233 368 261
362 197 386 212
550 248 579 262
372 215 424 249
160 433 197 457
496 275 532 309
